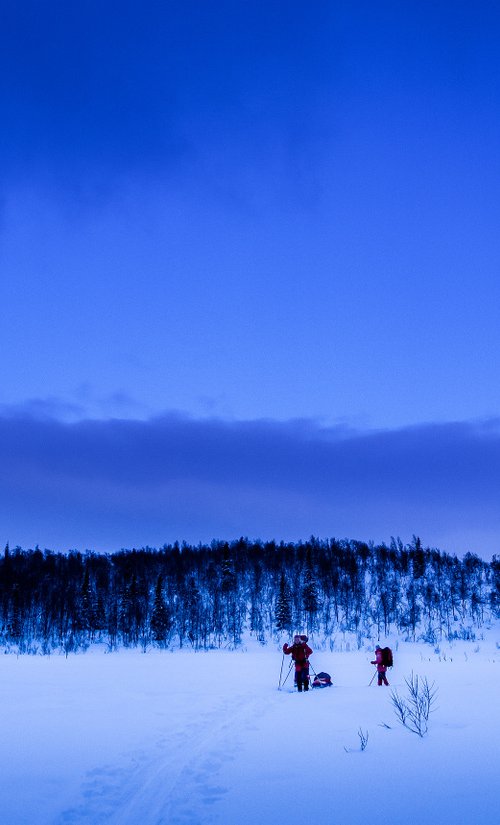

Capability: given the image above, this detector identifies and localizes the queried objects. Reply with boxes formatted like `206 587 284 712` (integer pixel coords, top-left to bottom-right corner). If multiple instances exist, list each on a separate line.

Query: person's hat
375 645 381 650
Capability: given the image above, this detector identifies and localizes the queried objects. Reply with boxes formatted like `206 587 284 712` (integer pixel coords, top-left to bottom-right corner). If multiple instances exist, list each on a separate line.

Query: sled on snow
312 671 332 688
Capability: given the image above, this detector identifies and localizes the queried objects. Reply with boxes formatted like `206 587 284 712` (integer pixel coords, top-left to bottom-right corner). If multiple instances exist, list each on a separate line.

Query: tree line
1 536 499 654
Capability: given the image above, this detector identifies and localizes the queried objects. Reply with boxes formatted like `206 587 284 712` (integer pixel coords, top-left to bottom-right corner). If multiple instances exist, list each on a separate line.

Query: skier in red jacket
371 645 389 686
283 634 313 692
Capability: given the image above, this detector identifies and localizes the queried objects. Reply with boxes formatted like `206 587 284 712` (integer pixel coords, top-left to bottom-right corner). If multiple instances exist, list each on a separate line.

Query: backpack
381 647 393 668
292 643 308 663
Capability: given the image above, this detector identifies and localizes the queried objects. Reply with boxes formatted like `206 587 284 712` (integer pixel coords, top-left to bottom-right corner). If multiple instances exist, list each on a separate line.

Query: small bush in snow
390 672 438 737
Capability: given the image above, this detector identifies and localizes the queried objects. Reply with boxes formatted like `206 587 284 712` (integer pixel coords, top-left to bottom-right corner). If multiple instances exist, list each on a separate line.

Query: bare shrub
390 672 438 737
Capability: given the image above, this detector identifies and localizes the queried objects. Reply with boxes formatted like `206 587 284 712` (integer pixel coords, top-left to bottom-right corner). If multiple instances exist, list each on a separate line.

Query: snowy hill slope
1 634 498 824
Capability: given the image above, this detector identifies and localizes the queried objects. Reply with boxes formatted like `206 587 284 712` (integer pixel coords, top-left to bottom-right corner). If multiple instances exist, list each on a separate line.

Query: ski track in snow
59 690 268 825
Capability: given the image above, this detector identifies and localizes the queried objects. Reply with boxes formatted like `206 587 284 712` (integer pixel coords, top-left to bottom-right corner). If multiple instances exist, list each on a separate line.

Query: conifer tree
78 567 94 633
184 576 202 647
275 573 292 632
150 575 171 644
220 547 236 593
302 550 319 622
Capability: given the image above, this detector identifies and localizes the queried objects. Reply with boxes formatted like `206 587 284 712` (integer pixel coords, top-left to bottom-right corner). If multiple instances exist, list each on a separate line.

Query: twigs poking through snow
358 728 369 751
390 672 438 737
344 728 369 753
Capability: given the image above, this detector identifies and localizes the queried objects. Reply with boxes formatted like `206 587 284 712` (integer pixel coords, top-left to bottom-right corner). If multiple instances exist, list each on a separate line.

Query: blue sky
2 2 500 556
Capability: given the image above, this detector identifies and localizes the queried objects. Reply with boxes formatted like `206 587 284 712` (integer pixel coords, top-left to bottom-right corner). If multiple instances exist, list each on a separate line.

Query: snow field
1 633 498 824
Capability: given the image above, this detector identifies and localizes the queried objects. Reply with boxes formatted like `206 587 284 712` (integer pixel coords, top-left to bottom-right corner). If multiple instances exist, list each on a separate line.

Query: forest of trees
1 536 499 654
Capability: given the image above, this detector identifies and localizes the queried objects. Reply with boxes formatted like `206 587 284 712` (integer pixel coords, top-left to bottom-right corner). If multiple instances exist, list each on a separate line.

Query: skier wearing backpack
371 645 390 686
283 634 313 692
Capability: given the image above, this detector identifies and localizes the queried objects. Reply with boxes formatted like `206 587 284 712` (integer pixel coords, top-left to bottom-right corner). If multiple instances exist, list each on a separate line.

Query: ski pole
281 661 294 688
307 660 318 679
278 652 285 689
368 668 377 686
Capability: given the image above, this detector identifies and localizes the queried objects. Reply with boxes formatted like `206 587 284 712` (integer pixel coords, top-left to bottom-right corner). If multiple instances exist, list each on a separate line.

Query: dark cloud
1 410 500 556
0 1 334 188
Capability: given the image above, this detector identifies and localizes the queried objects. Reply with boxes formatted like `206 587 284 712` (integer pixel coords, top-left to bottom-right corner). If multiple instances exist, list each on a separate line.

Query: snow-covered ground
1 632 499 825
